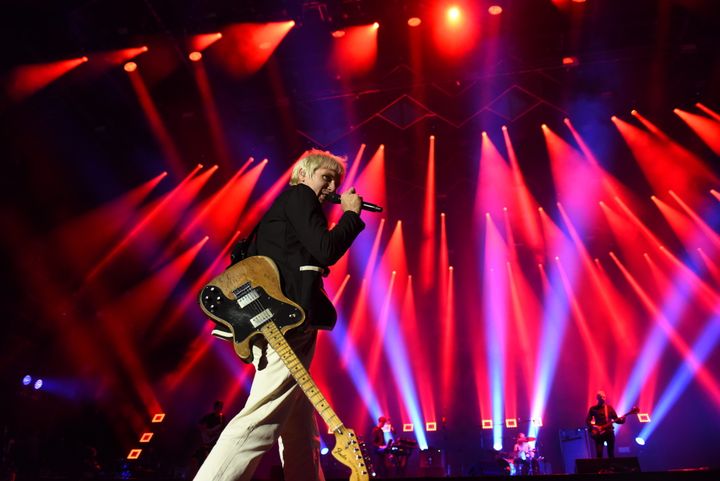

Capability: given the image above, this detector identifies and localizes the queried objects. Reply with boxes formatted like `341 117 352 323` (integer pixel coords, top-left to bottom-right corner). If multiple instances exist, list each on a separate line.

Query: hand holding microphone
325 188 383 213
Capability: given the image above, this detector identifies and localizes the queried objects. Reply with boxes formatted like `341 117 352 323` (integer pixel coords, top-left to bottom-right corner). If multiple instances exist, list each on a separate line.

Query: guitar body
198 256 372 481
199 256 305 363
590 406 639 439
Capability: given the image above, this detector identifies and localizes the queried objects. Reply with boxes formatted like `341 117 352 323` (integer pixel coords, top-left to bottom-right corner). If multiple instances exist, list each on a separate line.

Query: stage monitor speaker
575 457 641 474
559 428 591 474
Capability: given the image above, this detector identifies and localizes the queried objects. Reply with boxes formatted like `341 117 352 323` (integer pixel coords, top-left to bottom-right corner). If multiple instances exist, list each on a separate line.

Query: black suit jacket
248 184 365 329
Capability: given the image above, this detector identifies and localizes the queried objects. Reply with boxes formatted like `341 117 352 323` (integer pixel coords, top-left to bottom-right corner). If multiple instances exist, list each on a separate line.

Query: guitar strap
229 223 261 267
604 405 609 428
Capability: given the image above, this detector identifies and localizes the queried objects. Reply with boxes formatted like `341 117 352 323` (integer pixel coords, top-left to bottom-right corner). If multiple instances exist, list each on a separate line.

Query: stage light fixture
562 56 578 66
426 421 437 431
635 437 645 445
638 413 651 423
331 30 346 38
124 62 137 72
447 6 462 23
127 449 142 460
320 447 329 455
139 433 154 443
189 51 202 61
403 423 414 432
408 17 422 27
482 419 493 429
488 5 503 15
151 413 165 423
22 375 32 386
33 379 43 390
505 418 518 428
531 418 543 427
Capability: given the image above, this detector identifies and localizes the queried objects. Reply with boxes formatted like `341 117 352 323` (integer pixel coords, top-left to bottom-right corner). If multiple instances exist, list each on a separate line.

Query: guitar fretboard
260 321 344 433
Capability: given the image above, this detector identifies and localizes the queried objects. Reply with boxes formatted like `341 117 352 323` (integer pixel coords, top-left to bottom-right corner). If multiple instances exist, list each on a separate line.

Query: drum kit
496 436 545 476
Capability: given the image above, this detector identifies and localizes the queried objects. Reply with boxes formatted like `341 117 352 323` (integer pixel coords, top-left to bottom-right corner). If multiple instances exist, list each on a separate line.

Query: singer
195 148 366 481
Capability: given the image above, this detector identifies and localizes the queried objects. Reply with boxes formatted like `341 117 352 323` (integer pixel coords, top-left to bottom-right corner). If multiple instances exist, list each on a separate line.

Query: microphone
325 192 383 213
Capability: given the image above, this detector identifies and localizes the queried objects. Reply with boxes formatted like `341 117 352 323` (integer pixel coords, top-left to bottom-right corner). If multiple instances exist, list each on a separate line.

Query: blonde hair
289 149 346 185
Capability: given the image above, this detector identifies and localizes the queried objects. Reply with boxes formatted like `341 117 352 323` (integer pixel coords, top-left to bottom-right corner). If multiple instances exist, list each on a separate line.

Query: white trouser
194 329 325 481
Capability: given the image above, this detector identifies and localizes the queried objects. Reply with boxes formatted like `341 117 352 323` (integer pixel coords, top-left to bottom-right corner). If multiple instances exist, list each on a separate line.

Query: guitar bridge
234 282 260 308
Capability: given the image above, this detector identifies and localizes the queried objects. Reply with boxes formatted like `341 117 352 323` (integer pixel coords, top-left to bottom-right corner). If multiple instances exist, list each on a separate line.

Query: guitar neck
260 321 344 432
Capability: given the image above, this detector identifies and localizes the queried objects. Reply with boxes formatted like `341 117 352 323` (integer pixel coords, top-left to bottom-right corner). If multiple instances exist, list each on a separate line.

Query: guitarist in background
195 149 365 481
586 390 626 458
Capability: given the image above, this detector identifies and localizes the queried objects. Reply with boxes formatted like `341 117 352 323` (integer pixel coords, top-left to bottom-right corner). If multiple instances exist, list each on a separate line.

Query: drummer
513 433 535 475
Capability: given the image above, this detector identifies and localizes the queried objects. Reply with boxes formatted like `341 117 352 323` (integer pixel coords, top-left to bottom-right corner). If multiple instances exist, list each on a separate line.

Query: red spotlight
426 421 437 431
481 419 493 429
82 56 89 62
188 51 202 61
447 6 462 24
142 46 149 52
408 17 422 27
331 30 346 38
139 432 154 443
505 418 518 428
403 423 414 432
562 56 578 66
124 61 137 72
488 5 503 15
127 449 142 460
372 22 380 29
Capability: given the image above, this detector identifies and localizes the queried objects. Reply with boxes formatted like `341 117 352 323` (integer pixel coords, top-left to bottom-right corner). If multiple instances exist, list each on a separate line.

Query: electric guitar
590 406 639 438
199 255 372 481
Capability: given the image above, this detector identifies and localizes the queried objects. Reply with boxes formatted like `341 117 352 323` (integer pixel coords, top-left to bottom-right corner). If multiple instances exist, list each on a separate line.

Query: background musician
586 390 626 458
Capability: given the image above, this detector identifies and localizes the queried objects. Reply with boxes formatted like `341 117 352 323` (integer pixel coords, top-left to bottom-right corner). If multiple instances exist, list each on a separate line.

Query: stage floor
11 468 719 481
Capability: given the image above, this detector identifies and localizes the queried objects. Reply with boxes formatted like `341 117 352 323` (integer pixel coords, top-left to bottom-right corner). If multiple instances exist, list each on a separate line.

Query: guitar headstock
629 406 640 415
331 426 373 481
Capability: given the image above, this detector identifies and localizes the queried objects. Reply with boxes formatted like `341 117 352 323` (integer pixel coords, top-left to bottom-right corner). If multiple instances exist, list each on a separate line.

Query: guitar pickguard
200 283 303 363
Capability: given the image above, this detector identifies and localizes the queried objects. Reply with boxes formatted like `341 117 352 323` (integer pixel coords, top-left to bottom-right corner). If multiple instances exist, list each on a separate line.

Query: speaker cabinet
575 457 641 474
559 428 592 474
